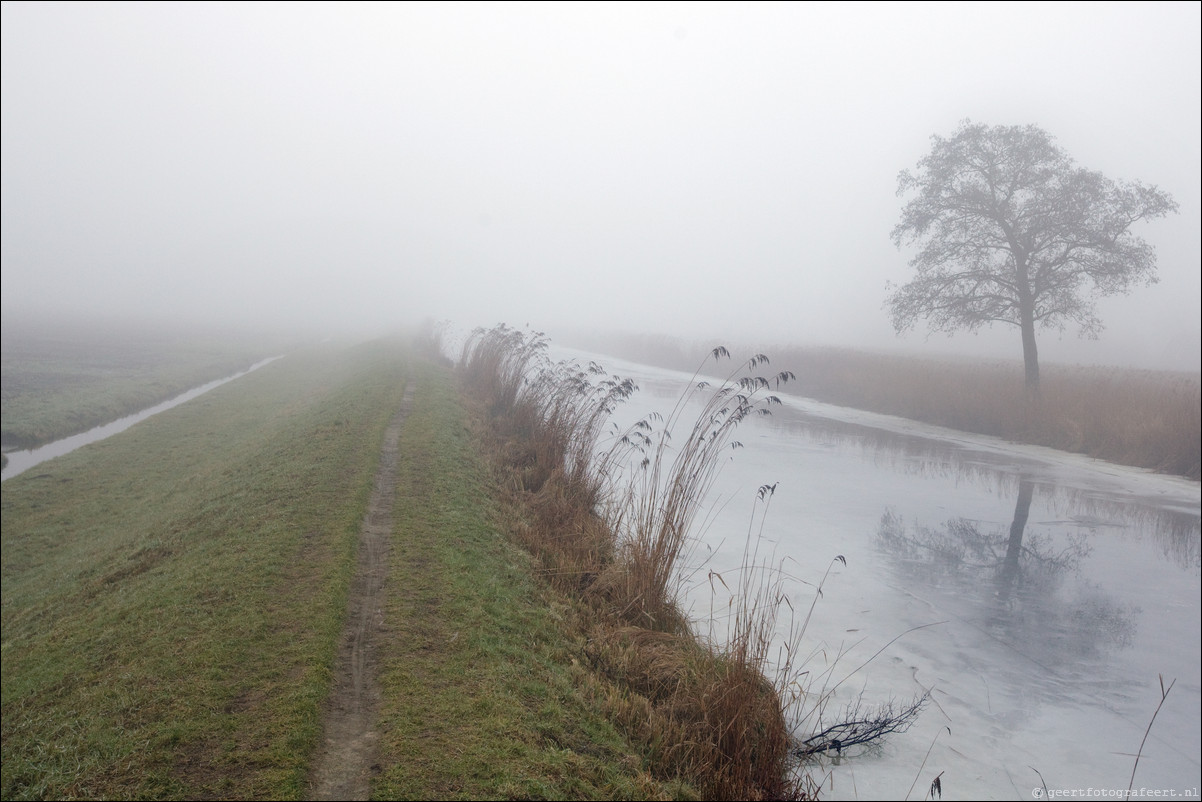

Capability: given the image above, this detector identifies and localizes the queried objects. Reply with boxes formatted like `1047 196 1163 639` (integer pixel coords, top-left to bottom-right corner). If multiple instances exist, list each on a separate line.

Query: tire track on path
308 382 415 800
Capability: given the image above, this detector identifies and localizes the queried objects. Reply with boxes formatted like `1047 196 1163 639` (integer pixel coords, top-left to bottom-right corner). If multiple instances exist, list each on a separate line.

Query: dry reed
558 332 1200 480
459 325 810 799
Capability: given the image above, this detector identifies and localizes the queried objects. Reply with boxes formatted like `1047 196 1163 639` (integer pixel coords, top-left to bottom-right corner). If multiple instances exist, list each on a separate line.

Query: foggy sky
3 2 1199 369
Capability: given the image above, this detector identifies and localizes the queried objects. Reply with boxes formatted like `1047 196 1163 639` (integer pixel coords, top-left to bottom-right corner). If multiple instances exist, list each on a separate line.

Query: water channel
558 347 1200 800
0 356 282 482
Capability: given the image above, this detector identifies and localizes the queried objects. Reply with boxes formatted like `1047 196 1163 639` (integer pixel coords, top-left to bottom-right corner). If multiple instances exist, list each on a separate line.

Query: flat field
1 317 293 451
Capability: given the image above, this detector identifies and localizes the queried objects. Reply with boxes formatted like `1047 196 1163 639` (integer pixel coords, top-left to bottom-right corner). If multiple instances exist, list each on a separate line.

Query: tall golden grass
771 346 1201 479
559 331 1201 480
459 325 810 800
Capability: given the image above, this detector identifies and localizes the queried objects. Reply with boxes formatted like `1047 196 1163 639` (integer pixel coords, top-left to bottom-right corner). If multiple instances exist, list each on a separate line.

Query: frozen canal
561 347 1200 801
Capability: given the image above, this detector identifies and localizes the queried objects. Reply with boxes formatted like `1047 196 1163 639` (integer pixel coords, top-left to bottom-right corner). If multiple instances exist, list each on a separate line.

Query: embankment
1 337 715 800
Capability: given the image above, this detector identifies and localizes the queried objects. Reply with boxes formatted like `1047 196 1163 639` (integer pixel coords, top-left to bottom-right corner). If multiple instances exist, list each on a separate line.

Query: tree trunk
997 477 1034 603
1015 257 1040 395
1020 314 1040 395
1005 478 1034 566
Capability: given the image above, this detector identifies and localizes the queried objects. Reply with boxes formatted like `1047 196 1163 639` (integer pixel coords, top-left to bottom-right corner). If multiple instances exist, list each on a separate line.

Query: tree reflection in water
761 408 1200 574
876 476 1138 663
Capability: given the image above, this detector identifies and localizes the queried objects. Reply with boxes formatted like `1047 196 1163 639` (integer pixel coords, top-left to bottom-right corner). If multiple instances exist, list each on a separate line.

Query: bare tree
888 120 1177 392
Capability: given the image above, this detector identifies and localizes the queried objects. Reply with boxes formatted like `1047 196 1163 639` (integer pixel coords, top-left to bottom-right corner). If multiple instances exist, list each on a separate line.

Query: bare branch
794 692 930 756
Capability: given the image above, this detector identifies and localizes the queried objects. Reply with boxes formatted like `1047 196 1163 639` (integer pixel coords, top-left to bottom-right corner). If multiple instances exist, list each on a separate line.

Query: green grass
2 337 408 799
1 317 293 450
2 334 697 800
373 362 696 800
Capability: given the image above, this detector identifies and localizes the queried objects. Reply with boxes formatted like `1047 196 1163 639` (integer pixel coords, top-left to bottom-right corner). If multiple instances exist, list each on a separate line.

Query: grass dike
2 329 815 799
2 338 410 799
1 335 702 799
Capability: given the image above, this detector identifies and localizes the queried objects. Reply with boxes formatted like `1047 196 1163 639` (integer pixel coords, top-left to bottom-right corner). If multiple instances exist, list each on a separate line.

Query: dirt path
308 383 414 801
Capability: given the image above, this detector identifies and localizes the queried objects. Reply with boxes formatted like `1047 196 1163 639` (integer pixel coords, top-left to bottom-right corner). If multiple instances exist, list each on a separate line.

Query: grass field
1 316 294 451
1 335 695 800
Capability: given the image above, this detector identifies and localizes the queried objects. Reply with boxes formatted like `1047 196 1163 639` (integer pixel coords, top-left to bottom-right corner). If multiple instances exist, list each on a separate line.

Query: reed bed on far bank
459 324 811 800
561 332 1200 480
772 347 1201 479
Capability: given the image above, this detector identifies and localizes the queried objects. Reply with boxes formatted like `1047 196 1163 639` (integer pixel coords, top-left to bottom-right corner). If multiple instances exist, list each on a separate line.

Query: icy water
559 348 1200 801
1 356 281 482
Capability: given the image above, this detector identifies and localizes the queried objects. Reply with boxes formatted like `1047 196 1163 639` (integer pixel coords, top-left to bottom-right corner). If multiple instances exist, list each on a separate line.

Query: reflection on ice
761 407 1200 574
557 346 1201 800
876 483 1139 670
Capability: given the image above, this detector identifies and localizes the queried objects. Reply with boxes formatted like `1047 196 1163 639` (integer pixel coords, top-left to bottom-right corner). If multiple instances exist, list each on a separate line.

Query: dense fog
2 2 1198 369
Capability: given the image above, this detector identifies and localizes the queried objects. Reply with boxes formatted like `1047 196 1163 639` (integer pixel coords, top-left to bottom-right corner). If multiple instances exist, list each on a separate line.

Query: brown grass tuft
584 625 792 800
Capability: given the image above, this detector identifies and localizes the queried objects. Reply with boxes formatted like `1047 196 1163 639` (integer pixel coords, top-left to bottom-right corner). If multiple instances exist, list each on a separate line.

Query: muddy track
308 382 415 800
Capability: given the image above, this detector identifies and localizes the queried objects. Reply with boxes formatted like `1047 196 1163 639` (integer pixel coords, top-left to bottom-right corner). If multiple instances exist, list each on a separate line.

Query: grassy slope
1 338 691 800
373 363 695 800
1 338 407 799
